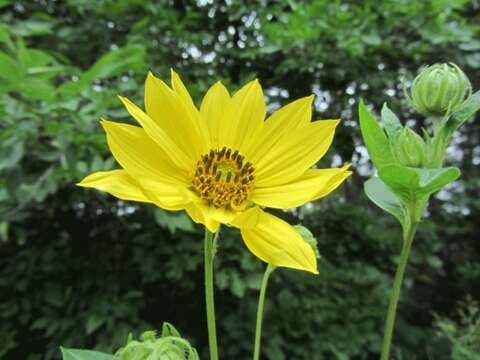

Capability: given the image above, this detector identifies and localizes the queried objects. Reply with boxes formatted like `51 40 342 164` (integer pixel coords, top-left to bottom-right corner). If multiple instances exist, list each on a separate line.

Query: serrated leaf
60 348 113 360
381 103 403 138
364 177 406 226
358 100 395 169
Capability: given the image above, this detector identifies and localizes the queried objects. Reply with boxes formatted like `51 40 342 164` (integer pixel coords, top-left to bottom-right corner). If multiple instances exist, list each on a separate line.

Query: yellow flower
78 71 351 274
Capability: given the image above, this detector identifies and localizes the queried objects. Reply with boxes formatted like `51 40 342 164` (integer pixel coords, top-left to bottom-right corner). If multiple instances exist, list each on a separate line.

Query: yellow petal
200 81 231 148
101 120 189 184
229 206 262 229
144 72 208 160
220 79 266 155
185 202 220 233
138 178 191 211
268 95 314 129
170 70 211 149
240 210 318 274
252 165 351 208
170 69 196 109
253 120 340 187
77 170 150 203
311 165 352 201
118 95 193 171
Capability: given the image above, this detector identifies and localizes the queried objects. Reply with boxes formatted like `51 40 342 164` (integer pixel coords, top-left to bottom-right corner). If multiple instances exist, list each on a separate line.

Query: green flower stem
204 228 219 360
253 264 276 360
380 219 418 360
431 115 444 136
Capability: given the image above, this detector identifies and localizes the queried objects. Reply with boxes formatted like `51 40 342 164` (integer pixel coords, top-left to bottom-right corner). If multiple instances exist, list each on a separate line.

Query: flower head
78 71 351 274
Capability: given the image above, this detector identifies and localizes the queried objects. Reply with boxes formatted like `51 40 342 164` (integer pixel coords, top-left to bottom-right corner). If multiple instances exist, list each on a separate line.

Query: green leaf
0 24 14 50
381 103 403 138
378 165 461 204
0 142 24 171
20 78 55 101
60 348 113 360
415 167 461 196
85 314 105 335
445 90 480 140
0 51 20 84
58 45 146 96
161 322 182 338
358 100 395 169
154 209 195 234
364 177 406 226
12 19 55 37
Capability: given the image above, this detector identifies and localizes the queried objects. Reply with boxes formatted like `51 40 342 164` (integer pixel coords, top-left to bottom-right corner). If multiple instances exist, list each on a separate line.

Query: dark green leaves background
1 1 479 359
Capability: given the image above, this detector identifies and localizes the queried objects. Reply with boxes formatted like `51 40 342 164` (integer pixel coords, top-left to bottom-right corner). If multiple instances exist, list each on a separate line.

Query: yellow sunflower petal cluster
78 71 352 274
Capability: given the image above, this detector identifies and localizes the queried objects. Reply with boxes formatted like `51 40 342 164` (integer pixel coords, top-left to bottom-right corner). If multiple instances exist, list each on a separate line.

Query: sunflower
78 71 351 274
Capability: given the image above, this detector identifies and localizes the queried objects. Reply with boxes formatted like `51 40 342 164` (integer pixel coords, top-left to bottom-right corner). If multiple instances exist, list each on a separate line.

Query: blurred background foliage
0 0 479 359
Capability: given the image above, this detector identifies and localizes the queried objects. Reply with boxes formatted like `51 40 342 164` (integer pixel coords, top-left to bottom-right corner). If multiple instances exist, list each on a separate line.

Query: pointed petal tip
76 178 91 187
99 118 109 127
169 68 178 84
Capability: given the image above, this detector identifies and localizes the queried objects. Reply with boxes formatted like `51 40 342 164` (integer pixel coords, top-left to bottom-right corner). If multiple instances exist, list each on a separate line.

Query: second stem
253 264 276 360
204 229 219 360
380 220 418 360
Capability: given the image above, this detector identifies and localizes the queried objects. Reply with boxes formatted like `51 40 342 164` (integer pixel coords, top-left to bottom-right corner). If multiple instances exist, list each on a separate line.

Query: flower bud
293 224 320 259
392 127 426 167
115 328 199 360
404 63 472 117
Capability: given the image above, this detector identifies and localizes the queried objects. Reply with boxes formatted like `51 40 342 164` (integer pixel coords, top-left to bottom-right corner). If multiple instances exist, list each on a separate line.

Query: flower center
192 146 255 210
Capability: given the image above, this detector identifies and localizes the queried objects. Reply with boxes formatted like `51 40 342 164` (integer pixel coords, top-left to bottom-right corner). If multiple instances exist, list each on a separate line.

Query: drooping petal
144 72 208 159
239 210 318 274
185 202 220 233
200 81 231 148
219 79 266 155
100 120 189 184
229 206 262 229
253 120 340 187
251 165 352 208
185 198 241 232
118 95 193 171
77 170 151 203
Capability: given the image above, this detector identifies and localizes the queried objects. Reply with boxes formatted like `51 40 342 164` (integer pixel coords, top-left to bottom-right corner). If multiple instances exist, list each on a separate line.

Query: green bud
115 326 199 360
392 127 426 167
293 224 320 259
404 63 472 117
